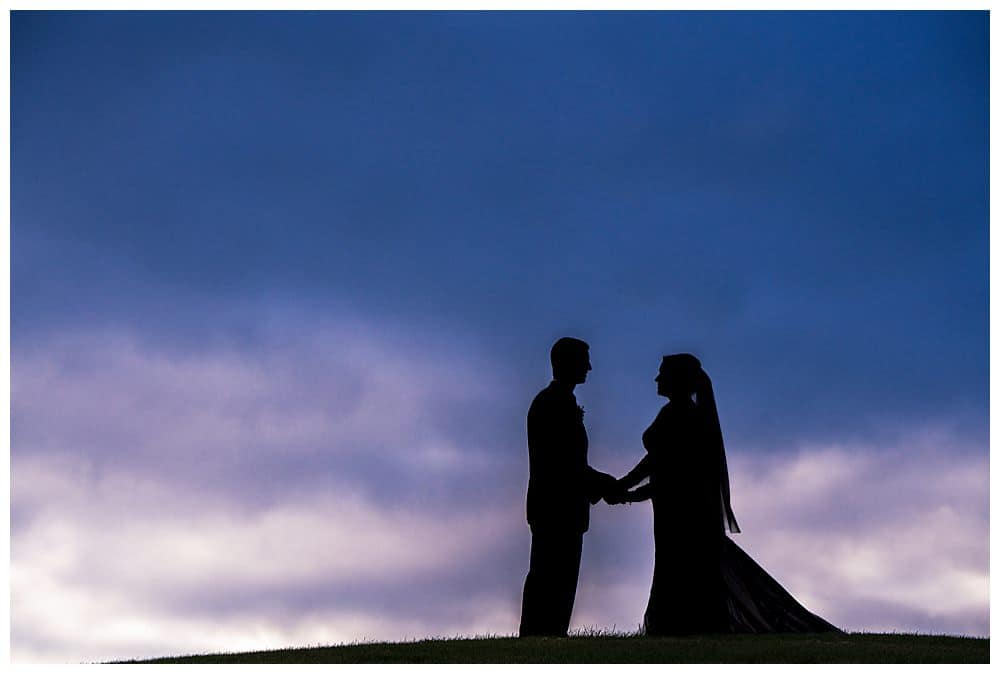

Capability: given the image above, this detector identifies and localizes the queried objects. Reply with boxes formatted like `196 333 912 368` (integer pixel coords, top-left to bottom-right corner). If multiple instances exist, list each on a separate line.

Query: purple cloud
11 320 988 662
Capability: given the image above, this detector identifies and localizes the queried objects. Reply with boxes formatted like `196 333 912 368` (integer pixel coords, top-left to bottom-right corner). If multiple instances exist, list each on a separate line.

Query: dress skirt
643 505 839 635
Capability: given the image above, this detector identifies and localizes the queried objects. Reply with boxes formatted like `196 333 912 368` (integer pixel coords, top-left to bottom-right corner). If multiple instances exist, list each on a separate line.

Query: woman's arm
618 454 653 490
625 483 653 503
604 454 653 504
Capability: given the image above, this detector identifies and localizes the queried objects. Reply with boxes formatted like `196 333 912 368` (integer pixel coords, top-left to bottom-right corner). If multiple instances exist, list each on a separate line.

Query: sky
10 10 988 663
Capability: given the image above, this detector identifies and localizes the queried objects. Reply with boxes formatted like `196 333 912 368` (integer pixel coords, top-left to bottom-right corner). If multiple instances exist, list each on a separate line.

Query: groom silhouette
518 337 618 637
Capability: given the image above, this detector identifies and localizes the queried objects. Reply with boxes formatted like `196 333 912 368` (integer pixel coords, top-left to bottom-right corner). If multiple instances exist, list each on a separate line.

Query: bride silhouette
610 354 840 635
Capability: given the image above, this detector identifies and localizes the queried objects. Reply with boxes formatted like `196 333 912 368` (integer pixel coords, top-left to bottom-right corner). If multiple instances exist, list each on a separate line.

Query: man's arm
584 467 617 505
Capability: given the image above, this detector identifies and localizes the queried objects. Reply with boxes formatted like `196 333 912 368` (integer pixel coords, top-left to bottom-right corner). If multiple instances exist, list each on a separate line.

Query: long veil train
718 538 839 633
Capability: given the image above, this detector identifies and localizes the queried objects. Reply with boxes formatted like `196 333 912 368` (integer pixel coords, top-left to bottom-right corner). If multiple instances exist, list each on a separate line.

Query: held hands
603 478 637 506
603 486 626 505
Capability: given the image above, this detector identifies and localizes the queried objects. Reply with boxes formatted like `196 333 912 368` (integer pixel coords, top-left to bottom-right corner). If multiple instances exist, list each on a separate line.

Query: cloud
11 318 534 662
728 441 988 635
12 319 523 513
11 323 988 662
11 453 524 663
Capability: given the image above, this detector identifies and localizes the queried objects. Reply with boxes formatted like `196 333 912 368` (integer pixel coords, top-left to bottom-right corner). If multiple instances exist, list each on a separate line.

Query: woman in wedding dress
611 354 839 635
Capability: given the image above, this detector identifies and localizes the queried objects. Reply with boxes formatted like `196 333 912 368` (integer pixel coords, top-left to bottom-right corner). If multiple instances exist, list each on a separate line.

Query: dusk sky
11 11 988 663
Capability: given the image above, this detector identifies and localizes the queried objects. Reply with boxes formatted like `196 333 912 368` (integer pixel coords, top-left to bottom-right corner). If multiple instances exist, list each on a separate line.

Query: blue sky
11 11 988 662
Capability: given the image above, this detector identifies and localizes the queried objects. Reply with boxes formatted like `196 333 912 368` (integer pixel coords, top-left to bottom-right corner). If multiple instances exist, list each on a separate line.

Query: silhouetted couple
518 337 839 638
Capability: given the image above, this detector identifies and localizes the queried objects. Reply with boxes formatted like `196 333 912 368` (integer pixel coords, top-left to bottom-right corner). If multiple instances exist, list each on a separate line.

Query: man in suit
518 337 619 637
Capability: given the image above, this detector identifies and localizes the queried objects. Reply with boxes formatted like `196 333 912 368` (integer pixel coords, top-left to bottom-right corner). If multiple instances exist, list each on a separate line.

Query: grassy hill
121 632 988 664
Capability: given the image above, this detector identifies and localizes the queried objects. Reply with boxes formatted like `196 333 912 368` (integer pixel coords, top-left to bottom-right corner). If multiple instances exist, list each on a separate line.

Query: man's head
550 337 591 385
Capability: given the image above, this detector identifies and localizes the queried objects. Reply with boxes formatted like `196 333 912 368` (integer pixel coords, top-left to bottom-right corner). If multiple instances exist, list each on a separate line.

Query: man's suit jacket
525 381 612 534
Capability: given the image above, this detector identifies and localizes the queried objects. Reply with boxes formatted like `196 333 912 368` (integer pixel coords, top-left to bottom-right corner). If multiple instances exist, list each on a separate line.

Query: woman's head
655 353 703 400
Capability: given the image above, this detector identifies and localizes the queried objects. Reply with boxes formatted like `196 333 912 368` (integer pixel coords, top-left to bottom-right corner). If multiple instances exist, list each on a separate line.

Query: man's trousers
518 527 584 637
